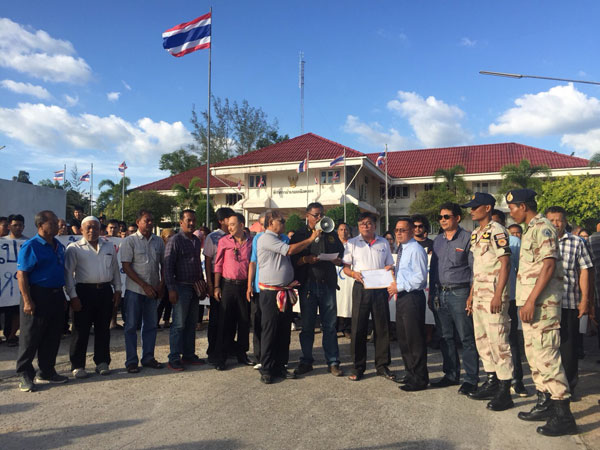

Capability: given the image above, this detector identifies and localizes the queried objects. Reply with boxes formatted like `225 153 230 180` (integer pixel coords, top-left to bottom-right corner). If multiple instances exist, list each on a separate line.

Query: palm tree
172 176 204 210
589 152 600 167
97 177 130 212
433 165 467 195
499 159 550 193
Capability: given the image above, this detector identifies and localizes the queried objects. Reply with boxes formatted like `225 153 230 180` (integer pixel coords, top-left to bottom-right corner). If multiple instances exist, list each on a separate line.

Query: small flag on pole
80 171 90 182
257 176 265 188
118 161 127 176
330 155 344 167
53 170 64 181
297 158 307 173
314 176 319 185
162 13 212 57
237 180 242 191
376 151 385 168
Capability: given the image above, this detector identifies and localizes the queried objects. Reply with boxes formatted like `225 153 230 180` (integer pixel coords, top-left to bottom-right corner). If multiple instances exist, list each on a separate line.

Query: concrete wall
0 179 67 237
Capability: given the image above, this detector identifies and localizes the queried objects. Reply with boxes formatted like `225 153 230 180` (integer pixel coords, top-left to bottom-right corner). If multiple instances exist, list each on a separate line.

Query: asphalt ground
0 323 598 450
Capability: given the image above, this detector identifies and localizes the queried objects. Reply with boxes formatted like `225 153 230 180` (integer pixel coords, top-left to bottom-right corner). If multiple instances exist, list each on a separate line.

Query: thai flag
80 171 91 182
376 152 385 168
257 177 265 188
314 176 319 185
332 171 340 182
118 161 127 175
162 13 211 58
53 170 64 181
237 179 242 191
297 158 307 173
330 155 344 167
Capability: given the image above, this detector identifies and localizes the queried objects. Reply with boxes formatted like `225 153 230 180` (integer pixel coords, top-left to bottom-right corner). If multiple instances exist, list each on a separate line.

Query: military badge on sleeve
494 232 509 248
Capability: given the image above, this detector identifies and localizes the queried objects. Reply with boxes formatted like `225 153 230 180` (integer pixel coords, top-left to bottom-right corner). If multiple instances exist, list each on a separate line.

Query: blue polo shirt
17 234 66 288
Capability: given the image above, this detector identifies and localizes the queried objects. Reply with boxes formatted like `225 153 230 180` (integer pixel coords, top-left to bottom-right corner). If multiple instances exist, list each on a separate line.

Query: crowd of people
3 187 599 438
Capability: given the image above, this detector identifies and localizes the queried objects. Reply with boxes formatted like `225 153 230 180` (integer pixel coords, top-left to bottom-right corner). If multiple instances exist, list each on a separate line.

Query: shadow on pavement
145 439 241 450
0 402 37 415
346 440 454 450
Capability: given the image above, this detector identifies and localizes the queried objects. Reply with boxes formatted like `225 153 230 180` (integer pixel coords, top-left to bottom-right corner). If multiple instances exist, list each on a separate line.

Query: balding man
65 216 122 378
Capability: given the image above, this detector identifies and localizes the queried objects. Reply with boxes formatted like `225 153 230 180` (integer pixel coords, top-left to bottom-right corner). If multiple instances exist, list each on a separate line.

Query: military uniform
470 220 514 381
516 213 569 400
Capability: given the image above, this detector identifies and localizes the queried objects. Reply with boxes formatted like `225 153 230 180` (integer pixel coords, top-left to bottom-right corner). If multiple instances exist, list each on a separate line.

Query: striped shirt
558 232 593 309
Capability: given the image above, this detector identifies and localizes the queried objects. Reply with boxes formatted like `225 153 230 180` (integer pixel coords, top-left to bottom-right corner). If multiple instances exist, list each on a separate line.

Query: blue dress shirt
395 238 428 292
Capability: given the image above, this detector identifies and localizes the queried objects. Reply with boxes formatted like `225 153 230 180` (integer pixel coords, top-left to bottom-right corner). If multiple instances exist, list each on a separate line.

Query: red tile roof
137 135 590 191
136 164 234 191
366 142 589 178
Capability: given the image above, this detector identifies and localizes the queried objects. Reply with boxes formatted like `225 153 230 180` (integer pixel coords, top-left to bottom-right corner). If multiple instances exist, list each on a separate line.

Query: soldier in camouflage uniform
506 189 577 437
462 193 514 411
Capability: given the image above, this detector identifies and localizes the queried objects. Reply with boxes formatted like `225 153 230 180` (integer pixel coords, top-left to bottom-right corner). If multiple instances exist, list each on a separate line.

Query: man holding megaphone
290 202 345 377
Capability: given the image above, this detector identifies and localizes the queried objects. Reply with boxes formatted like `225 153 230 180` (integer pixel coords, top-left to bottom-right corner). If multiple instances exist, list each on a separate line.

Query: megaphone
314 216 335 242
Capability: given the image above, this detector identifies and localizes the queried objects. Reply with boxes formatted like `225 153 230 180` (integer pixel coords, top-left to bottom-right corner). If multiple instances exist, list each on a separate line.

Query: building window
473 182 489 193
359 184 368 201
320 170 341 184
249 174 267 188
225 193 242 205
346 166 356 189
381 185 410 199
424 183 434 191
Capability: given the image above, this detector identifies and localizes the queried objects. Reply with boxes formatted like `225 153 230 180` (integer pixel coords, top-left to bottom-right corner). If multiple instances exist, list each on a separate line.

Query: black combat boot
536 399 577 436
468 372 498 400
517 390 552 421
487 379 514 411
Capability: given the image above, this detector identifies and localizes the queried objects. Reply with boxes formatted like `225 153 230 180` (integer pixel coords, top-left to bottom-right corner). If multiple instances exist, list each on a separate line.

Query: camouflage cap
462 192 496 208
505 188 537 204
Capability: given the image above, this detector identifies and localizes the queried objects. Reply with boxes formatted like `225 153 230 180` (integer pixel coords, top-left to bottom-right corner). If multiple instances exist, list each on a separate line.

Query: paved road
0 326 598 450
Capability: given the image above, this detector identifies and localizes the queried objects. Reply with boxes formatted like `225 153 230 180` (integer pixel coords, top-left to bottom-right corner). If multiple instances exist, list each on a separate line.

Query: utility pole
299 51 305 135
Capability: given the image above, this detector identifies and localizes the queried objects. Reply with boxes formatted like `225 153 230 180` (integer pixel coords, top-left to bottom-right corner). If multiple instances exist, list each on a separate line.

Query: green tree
326 204 361 228
172 176 204 210
433 165 467 195
589 152 600 167
159 148 202 175
256 130 289 150
196 200 216 228
38 176 89 220
13 170 32 184
409 187 467 225
537 175 600 230
38 179 65 189
103 190 176 225
499 159 551 195
285 214 304 234
96 177 131 213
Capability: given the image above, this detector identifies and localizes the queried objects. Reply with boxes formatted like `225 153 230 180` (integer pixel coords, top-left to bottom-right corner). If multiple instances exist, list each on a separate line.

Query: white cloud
107 91 121 102
0 102 193 162
0 18 91 84
489 84 600 137
122 80 132 91
460 37 477 47
1 79 51 99
64 94 79 106
387 91 472 147
561 130 600 155
343 115 411 149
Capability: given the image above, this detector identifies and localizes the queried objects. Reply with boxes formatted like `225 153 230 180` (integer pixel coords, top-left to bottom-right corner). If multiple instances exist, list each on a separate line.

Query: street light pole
480 71 600 86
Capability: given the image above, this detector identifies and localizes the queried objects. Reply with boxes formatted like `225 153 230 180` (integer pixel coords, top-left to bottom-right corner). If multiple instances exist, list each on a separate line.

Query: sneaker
72 368 89 379
19 374 35 392
168 360 185 371
253 363 262 370
35 373 68 384
95 363 111 376
511 380 530 397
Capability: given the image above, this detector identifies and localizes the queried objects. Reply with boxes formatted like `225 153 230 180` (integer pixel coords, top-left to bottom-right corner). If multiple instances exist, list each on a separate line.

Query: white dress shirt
342 234 394 271
64 237 122 298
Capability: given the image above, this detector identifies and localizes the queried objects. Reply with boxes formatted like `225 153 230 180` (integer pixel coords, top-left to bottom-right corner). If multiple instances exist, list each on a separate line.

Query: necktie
395 244 403 273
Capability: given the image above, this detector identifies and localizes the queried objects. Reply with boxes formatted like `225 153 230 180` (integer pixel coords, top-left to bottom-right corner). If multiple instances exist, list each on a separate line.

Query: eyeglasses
414 224 424 229
307 212 324 219
438 214 454 220
394 228 410 233
358 221 374 227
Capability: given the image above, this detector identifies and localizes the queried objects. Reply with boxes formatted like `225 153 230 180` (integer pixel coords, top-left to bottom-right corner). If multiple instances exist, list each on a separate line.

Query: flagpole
63 164 66 189
90 163 94 216
385 144 389 232
306 150 309 206
343 148 347 223
205 6 212 228
121 167 125 222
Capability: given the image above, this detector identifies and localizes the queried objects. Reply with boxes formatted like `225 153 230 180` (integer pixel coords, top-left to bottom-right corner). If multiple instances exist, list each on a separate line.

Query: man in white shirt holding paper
343 212 395 382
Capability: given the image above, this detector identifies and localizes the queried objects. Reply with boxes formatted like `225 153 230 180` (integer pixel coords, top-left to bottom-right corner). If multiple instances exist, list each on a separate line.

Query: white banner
0 238 26 307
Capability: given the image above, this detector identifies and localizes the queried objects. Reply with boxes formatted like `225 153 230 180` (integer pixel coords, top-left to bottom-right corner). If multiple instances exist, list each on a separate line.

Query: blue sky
1 1 600 195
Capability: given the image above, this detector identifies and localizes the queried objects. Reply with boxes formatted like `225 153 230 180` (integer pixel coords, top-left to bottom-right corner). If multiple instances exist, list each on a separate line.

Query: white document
361 269 394 289
317 253 339 261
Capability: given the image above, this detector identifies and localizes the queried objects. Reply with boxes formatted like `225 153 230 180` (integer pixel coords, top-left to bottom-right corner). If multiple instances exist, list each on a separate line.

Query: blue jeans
299 280 339 366
124 290 158 367
168 284 199 363
434 287 479 385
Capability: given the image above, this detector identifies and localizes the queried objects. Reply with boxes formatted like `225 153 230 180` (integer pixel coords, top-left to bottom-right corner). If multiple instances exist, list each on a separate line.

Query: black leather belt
223 278 248 285
438 283 470 291
77 282 111 289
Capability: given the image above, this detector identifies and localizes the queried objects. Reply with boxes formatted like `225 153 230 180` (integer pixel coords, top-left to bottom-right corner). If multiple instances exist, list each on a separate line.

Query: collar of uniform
527 213 544 227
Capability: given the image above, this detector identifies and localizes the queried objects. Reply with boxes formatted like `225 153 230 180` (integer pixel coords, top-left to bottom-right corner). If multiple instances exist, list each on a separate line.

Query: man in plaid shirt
545 206 593 396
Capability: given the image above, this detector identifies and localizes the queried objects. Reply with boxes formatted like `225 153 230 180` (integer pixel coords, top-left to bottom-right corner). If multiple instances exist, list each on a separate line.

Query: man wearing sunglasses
429 202 479 395
411 214 433 255
291 203 345 377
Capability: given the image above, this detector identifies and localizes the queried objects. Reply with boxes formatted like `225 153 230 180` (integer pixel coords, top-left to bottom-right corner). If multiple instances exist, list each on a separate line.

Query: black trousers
157 292 172 324
259 289 293 375
396 290 428 385
508 300 524 381
0 305 18 337
337 317 351 334
215 280 250 363
560 308 579 390
16 285 66 378
69 284 113 370
251 292 262 362
206 273 220 356
351 282 391 373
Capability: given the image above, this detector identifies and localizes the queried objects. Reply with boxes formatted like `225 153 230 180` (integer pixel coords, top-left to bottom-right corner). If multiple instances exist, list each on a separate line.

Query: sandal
348 371 363 381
